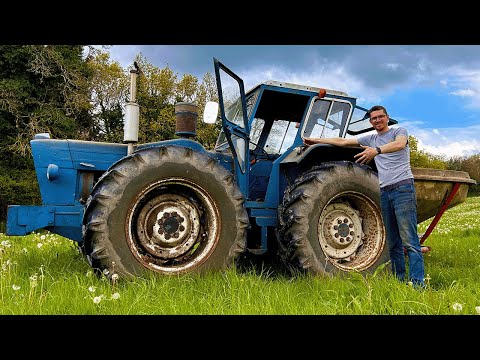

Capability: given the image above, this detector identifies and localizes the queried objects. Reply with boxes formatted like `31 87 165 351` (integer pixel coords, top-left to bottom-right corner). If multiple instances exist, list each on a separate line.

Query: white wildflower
407 281 413 287
475 306 480 315
88 286 96 293
111 292 120 300
40 235 46 240
12 284 20 291
30 274 38 288
37 243 43 248
22 248 28 253
1 240 11 247
111 273 119 281
93 296 102 304
452 303 463 311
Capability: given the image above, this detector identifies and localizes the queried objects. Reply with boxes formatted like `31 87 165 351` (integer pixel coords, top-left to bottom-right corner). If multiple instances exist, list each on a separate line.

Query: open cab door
213 58 250 194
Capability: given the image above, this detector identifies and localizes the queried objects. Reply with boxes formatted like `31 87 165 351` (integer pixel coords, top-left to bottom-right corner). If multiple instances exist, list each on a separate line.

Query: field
1 197 479 315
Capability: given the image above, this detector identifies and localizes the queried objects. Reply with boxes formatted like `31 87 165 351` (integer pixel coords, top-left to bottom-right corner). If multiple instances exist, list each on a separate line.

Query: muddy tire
277 161 389 276
82 145 249 279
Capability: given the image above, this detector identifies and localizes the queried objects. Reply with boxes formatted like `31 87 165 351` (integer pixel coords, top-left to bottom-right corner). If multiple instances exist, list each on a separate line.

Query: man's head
367 105 389 134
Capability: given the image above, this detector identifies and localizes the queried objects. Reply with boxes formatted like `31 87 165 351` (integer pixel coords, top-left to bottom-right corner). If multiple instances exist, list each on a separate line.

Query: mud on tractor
6 58 476 280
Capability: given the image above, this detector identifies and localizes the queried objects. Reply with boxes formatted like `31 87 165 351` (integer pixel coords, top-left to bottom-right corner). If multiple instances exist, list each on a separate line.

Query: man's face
369 110 389 132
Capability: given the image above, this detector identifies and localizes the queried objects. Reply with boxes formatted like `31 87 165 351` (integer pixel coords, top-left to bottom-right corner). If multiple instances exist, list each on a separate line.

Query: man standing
304 105 425 288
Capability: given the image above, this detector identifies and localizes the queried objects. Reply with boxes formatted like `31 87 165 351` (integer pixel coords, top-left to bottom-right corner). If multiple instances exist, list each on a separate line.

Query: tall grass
1 197 479 315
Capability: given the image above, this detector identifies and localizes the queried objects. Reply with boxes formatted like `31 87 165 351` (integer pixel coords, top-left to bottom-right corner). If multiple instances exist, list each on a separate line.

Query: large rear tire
277 161 389 276
82 145 249 279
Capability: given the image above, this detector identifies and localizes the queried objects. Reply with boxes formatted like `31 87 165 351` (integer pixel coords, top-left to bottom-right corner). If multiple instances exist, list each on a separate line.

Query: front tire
82 145 249 279
277 161 388 276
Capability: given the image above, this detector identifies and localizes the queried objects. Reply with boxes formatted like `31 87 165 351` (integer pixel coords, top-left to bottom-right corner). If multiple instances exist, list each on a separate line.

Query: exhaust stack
124 62 140 155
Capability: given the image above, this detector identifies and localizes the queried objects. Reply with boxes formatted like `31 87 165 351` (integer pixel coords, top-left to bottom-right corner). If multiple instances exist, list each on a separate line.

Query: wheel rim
317 192 384 272
126 178 220 274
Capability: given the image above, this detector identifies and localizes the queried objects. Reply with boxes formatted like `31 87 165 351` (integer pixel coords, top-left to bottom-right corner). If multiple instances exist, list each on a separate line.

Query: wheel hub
319 202 363 259
136 193 201 259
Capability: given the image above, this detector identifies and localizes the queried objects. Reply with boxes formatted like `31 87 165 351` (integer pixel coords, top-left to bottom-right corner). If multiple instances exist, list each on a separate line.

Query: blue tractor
6 58 475 279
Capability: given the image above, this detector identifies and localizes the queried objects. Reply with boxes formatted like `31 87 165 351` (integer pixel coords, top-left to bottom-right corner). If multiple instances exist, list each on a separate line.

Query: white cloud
405 123 480 158
385 63 401 70
239 64 383 105
450 89 476 97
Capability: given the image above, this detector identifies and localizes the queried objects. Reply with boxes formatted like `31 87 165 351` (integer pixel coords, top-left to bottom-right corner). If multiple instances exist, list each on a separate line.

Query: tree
195 72 221 150
0 45 93 156
409 135 446 169
87 49 129 143
134 53 178 144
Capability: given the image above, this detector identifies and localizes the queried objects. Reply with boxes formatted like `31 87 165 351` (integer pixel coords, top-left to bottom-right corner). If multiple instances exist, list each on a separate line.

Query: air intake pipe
175 102 198 138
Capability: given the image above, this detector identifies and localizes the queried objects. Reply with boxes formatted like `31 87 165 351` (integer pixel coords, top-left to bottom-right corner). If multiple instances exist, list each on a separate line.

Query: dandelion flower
93 296 102 304
88 286 96 293
12 285 20 291
111 292 120 300
453 303 463 311
475 306 480 315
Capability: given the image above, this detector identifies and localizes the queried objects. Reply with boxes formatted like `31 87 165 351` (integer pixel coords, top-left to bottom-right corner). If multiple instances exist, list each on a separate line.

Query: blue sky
104 45 480 158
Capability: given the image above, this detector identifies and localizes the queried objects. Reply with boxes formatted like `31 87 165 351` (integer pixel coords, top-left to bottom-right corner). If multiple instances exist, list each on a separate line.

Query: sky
104 45 480 159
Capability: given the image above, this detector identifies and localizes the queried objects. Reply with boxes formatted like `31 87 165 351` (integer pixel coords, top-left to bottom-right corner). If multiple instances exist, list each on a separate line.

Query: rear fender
280 143 378 173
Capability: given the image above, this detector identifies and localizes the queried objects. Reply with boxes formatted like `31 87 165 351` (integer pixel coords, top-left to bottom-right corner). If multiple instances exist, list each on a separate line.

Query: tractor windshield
302 98 351 139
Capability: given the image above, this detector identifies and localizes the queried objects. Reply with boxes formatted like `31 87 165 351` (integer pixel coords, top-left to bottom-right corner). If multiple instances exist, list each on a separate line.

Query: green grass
1 197 480 315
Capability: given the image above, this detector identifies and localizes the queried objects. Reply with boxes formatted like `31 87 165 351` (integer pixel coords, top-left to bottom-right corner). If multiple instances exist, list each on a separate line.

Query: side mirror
203 101 219 124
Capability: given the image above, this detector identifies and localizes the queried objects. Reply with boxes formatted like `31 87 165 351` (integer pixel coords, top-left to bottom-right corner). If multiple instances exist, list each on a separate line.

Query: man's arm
354 135 408 164
304 137 360 147
378 135 408 153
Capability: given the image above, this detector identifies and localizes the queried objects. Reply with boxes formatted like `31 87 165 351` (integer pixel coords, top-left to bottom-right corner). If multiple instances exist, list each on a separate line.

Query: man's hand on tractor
354 145 379 164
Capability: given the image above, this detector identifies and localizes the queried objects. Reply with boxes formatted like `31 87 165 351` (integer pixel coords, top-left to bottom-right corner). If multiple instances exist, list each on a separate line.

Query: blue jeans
380 181 425 287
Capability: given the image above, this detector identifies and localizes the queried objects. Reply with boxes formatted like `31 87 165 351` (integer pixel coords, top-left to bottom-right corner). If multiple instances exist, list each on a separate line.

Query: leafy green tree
195 72 221 150
87 50 129 143
134 53 177 143
409 135 446 169
0 45 93 156
446 154 480 195
176 74 199 103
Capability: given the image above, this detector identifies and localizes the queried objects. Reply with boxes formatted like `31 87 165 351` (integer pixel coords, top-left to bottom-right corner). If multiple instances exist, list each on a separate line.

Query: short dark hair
367 105 388 118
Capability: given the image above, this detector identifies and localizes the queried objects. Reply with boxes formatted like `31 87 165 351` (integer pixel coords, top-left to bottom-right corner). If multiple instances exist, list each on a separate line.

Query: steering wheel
249 140 269 164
